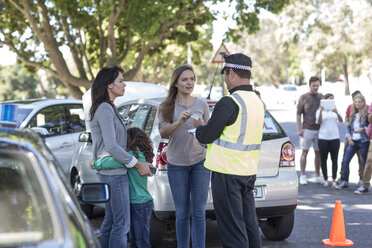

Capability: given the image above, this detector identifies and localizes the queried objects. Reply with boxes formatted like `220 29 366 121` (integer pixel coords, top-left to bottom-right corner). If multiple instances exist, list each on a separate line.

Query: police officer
194 53 264 248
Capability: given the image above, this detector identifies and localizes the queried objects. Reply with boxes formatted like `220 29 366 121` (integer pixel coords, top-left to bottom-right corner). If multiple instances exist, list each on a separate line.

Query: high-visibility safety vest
204 90 265 176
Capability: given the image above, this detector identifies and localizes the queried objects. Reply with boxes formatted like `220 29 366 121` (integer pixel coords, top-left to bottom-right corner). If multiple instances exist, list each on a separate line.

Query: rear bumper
154 204 297 222
256 204 297 218
151 167 298 220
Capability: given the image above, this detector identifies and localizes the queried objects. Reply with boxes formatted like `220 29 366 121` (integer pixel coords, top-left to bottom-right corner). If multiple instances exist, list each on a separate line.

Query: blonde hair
350 95 367 124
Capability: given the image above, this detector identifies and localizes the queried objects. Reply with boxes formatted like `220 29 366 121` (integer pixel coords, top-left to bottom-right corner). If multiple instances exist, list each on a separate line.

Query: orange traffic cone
322 200 354 246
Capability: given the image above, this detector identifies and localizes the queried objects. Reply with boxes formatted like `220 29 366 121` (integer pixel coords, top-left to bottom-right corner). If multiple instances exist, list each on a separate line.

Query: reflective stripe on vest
213 93 261 152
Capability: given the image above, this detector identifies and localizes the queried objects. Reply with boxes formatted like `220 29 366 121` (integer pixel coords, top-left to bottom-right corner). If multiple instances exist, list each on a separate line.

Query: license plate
254 186 263 198
209 185 264 201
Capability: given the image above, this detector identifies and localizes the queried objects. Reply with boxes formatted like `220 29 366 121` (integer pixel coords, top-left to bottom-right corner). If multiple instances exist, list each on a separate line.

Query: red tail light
279 142 295 167
156 142 168 170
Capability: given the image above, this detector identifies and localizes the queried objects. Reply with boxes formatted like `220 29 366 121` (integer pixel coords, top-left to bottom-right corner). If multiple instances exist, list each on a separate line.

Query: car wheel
71 173 94 219
259 211 294 241
150 212 166 248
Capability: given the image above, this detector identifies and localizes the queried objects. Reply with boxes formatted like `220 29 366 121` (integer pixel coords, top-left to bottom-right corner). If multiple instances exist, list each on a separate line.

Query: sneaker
323 181 329 187
313 176 325 184
299 175 308 185
354 186 368 195
336 178 343 185
332 181 337 188
335 181 349 189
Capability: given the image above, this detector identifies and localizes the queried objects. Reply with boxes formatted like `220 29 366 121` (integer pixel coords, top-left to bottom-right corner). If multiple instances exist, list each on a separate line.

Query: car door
65 104 86 170
27 104 75 175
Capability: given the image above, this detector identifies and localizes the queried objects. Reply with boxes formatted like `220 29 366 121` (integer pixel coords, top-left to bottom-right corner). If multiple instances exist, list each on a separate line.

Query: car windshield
0 152 56 246
283 86 297 91
14 107 33 127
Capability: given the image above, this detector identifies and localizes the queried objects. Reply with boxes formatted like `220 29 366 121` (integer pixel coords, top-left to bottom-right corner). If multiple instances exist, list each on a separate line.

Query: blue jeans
129 200 153 248
342 140 370 182
97 174 130 248
167 160 211 248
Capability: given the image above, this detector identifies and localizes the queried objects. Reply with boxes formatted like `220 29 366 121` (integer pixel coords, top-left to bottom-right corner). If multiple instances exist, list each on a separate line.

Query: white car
277 84 299 105
71 82 298 247
0 99 85 176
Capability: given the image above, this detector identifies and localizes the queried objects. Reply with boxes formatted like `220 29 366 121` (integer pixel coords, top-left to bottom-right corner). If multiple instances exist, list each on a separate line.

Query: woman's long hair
127 127 154 163
158 64 195 123
350 95 367 124
90 65 124 121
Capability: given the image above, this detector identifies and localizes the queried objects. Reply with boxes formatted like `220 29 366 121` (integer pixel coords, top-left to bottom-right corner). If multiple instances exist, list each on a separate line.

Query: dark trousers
318 139 340 180
211 172 261 248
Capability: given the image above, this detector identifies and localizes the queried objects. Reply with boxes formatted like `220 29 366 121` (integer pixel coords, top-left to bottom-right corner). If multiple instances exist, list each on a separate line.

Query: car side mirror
78 183 110 203
79 132 92 142
31 127 49 136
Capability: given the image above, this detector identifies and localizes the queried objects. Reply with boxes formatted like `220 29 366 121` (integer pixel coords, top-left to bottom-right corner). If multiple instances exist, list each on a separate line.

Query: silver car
0 127 109 247
0 98 85 176
71 83 298 246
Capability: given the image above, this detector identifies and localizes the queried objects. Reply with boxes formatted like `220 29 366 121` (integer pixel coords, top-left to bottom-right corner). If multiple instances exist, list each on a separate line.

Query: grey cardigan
90 102 137 175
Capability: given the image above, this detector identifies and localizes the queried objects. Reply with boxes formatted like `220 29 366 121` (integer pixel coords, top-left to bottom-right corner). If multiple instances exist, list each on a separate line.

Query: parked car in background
0 127 110 247
0 99 85 176
71 83 298 247
277 84 299 105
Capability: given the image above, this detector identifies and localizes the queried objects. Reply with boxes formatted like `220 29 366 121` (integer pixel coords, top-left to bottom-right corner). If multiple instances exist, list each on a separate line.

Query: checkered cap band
224 63 251 71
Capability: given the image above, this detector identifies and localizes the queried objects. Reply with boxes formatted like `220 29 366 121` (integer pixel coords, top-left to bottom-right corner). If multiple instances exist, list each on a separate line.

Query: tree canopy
0 0 289 98
277 0 372 94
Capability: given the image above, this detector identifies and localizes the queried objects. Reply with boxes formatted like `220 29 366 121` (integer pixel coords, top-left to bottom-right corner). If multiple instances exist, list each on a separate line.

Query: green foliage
230 18 304 86
1 0 289 98
0 64 41 101
278 0 372 90
0 64 67 101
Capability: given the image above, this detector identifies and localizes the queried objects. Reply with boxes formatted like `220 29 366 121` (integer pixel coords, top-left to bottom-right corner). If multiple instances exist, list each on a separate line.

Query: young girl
92 127 154 248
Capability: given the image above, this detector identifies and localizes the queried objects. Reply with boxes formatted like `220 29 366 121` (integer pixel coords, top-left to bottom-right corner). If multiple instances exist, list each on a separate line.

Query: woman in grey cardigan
90 65 152 248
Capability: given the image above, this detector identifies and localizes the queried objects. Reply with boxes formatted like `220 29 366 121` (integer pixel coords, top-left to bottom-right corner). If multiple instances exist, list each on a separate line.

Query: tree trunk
341 63 350 95
65 84 83 99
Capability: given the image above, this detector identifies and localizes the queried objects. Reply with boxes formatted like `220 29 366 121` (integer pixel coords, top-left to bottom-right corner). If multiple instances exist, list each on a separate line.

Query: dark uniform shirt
196 85 254 144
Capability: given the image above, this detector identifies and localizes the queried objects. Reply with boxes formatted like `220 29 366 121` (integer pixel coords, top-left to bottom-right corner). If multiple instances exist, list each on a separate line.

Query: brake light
156 142 168 170
279 142 295 167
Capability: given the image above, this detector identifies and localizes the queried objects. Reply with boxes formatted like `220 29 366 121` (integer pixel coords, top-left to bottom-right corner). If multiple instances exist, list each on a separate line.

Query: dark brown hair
158 64 195 123
90 65 124 121
309 76 320 86
126 127 154 163
323 93 334 99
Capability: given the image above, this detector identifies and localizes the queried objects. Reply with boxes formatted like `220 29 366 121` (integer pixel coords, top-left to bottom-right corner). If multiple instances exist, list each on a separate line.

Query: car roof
2 98 82 109
114 82 168 106
0 128 47 152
